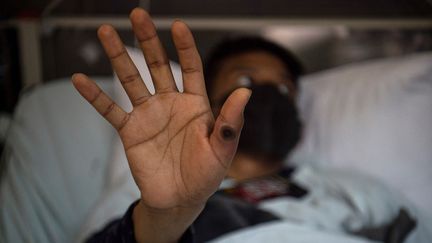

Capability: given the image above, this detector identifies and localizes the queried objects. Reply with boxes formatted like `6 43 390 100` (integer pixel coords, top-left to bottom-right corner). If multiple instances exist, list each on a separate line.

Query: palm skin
72 7 251 214
122 92 223 209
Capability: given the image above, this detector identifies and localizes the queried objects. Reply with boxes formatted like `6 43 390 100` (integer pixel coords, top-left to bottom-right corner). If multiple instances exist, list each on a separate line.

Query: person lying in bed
72 8 418 243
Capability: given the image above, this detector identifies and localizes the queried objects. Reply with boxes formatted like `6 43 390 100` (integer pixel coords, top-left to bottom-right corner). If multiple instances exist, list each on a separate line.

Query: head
204 36 304 179
205 36 303 102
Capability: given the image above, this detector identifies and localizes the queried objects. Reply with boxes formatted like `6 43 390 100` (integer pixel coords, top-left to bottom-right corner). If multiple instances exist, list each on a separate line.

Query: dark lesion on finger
220 125 236 141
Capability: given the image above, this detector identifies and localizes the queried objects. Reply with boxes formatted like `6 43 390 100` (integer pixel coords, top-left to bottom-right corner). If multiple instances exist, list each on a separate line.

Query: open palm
72 8 250 210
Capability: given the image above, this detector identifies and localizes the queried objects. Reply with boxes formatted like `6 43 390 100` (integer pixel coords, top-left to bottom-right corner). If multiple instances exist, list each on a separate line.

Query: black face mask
220 83 302 162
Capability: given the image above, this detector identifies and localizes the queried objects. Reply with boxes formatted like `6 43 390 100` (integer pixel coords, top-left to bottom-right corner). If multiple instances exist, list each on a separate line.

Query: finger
171 20 206 96
97 25 151 106
209 88 251 168
72 73 130 130
130 8 177 93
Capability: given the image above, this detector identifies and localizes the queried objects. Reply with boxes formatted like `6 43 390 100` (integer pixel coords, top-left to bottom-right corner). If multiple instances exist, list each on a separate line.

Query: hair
204 36 304 97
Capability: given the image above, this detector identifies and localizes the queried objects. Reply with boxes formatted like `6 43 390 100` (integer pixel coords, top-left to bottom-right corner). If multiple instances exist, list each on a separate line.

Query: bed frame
1 15 431 88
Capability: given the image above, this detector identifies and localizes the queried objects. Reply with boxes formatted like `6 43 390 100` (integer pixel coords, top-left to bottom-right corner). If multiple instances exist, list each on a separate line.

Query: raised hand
72 8 250 242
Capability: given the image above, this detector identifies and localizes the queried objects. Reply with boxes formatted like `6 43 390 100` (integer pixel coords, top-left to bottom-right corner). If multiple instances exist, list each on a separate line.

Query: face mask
219 81 302 162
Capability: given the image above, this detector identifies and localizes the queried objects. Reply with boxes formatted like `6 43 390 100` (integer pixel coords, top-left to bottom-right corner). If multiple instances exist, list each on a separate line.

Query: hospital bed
1 14 432 243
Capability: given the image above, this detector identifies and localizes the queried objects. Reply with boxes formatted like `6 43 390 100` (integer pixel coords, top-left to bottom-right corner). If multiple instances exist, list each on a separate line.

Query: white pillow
0 78 115 243
290 52 432 215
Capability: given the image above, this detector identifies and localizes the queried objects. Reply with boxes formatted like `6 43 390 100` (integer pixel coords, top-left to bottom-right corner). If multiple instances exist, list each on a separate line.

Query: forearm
132 199 204 243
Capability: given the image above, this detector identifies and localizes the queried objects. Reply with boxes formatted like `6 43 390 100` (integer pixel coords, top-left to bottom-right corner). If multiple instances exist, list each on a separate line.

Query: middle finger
130 8 177 94
98 24 151 106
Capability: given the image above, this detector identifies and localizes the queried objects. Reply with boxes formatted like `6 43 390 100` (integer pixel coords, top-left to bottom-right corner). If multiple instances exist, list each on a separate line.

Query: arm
72 8 251 243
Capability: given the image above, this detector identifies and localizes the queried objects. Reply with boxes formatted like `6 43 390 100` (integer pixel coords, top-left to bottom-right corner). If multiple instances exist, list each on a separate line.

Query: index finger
72 73 130 130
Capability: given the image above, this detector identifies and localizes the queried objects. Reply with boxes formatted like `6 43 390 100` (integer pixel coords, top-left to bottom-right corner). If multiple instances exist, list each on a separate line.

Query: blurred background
0 0 432 114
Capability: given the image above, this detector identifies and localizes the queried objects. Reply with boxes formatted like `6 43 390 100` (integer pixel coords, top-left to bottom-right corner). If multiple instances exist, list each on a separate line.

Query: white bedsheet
211 221 378 243
258 165 432 243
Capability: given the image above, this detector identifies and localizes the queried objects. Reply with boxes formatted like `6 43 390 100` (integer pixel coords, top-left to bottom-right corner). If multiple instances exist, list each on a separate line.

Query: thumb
209 87 251 169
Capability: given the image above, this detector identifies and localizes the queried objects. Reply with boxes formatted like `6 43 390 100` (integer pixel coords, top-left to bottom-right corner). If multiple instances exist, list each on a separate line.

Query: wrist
132 199 204 243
